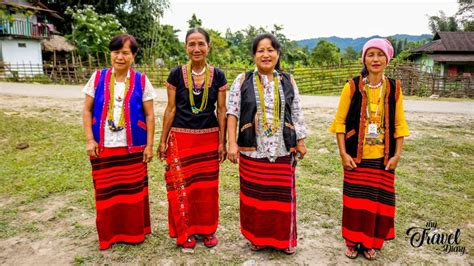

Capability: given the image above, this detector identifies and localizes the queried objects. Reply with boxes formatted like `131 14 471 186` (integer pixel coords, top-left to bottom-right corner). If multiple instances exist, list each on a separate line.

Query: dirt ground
0 92 472 265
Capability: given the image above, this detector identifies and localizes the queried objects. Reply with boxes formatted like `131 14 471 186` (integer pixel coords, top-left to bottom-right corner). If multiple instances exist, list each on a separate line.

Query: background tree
153 24 186 66
427 0 474 34
43 0 126 35
187 13 202 28
428 11 459 34
311 40 341 65
65 5 124 62
342 46 358 63
116 0 170 63
395 40 429 61
207 29 232 66
456 0 474 31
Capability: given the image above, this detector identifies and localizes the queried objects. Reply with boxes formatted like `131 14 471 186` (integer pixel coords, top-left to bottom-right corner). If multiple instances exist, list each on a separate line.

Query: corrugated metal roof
412 32 474 53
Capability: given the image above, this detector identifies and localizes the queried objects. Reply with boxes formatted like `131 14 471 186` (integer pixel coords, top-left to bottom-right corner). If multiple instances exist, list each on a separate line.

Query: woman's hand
218 143 227 163
385 154 400 171
340 152 357 170
228 142 239 164
296 139 307 159
143 145 153 163
86 139 99 158
157 142 167 162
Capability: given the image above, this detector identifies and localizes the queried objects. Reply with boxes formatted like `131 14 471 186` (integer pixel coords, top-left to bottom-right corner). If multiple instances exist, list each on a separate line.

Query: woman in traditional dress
329 38 410 260
82 34 155 250
227 33 307 255
158 27 227 250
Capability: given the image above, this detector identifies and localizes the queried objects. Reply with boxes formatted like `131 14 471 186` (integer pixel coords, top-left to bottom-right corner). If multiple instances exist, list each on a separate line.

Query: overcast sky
161 0 459 41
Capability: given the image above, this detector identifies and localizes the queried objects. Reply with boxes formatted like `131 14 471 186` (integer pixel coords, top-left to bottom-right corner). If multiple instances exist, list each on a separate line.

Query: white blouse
227 72 307 161
82 69 156 147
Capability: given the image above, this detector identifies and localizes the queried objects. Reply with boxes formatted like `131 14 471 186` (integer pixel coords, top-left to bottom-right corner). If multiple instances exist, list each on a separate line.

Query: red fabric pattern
90 147 151 250
342 158 395 249
164 130 220 245
239 154 297 249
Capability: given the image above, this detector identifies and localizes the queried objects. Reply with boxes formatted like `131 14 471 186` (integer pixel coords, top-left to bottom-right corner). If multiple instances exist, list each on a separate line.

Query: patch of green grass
0 220 18 238
0 110 92 202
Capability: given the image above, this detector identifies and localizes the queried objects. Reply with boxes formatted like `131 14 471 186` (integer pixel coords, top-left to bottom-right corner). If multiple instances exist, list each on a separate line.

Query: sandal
250 244 266 251
281 247 296 255
181 235 196 249
345 246 358 259
203 234 218 248
362 249 376 260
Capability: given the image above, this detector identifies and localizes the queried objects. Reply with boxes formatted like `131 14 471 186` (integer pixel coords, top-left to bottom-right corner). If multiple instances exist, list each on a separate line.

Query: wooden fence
1 61 473 97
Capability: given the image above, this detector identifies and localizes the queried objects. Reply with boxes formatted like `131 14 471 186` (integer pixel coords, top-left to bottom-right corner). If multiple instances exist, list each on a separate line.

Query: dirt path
2 82 474 115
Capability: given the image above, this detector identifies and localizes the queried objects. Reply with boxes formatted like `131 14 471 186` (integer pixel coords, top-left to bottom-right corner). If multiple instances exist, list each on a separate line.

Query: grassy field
0 96 473 264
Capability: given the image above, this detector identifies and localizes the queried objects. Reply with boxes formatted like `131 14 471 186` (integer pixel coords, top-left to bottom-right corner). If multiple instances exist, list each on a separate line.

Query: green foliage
393 39 429 61
42 0 127 35
152 25 186 66
311 40 341 65
65 5 124 57
0 4 34 23
207 29 232 66
342 46 358 63
428 11 459 34
187 13 202 28
456 0 474 31
116 0 170 63
428 0 473 33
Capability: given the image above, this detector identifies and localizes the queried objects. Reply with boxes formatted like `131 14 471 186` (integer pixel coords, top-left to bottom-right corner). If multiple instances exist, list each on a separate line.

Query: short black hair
185 27 210 44
251 33 282 71
109 34 138 55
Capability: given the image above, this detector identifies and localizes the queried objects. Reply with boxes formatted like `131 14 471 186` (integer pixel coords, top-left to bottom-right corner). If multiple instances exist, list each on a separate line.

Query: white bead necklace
191 67 206 76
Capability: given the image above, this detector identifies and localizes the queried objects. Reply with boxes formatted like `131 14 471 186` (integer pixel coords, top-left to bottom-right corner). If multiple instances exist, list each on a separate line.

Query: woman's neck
191 61 206 72
367 72 384 85
114 69 128 82
257 68 274 80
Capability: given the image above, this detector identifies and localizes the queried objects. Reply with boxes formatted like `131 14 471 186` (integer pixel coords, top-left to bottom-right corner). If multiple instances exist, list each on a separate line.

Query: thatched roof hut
41 35 76 52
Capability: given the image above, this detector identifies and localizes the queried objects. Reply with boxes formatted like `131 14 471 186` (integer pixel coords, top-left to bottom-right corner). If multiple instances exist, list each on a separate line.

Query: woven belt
365 139 384 145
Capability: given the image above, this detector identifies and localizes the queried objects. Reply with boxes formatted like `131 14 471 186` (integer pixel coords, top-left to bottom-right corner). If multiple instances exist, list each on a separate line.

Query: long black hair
360 65 369 77
251 33 282 71
185 27 210 44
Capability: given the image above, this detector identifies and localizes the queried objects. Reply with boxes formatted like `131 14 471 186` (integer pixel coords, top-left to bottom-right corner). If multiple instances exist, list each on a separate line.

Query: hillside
297 34 432 51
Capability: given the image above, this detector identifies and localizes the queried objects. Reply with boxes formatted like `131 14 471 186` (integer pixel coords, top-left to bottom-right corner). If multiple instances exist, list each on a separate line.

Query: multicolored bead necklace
186 62 210 114
107 73 129 131
256 71 280 137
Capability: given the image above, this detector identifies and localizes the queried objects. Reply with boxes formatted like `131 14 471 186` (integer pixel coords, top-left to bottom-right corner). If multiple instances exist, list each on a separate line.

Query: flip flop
203 234 218 248
281 247 296 255
345 246 358 259
363 249 376 260
181 235 196 249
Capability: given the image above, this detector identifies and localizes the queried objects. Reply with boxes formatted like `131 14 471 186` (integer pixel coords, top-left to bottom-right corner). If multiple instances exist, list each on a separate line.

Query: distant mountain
297 34 432 51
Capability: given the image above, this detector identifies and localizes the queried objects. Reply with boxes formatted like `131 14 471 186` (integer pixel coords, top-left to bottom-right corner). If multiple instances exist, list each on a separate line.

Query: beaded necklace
186 62 210 114
107 73 129 131
365 81 386 126
256 71 280 137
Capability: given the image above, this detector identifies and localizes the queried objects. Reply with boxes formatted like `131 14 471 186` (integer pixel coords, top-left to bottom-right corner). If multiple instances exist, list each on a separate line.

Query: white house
0 0 61 77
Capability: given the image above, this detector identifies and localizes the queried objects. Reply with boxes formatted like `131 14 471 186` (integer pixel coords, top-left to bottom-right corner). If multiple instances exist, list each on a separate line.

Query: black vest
345 76 397 164
237 71 297 151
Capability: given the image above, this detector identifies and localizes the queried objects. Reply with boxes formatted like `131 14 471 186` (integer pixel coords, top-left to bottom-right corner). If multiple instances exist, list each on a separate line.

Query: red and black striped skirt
90 147 151 250
239 154 297 249
342 157 395 250
164 128 220 245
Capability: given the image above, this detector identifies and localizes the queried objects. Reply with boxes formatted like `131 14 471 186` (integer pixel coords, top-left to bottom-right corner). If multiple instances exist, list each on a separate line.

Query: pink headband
362 38 394 64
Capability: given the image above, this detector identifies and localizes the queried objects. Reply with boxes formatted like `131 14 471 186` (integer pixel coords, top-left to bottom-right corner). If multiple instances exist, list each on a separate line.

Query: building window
18 43 27 48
